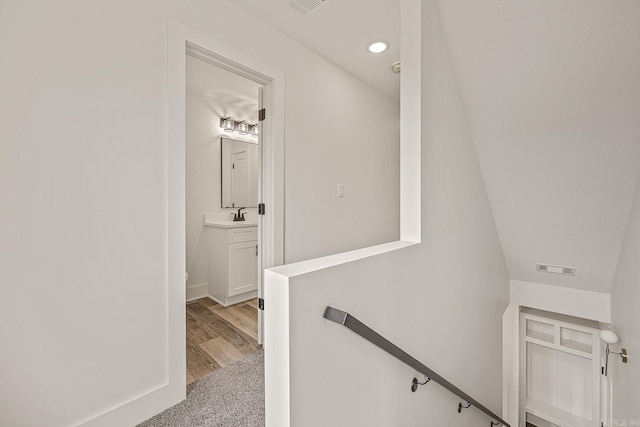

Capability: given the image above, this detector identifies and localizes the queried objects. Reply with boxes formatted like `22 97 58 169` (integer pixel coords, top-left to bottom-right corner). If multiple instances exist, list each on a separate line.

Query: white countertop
203 212 258 228
204 220 258 229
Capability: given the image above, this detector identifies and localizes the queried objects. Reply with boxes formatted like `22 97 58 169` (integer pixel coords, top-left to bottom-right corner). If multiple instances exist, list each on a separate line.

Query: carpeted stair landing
138 350 264 427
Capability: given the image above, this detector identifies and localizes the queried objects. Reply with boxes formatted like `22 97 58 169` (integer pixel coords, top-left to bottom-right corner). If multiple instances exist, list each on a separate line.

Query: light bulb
222 118 234 132
238 121 249 135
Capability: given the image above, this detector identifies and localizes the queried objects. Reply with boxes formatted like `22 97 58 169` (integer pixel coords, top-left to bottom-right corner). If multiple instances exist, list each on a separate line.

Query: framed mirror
221 137 258 208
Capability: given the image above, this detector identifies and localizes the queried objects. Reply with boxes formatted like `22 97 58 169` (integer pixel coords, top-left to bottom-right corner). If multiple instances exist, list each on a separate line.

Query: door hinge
232 163 235 169
258 203 265 215
258 108 266 122
258 298 264 311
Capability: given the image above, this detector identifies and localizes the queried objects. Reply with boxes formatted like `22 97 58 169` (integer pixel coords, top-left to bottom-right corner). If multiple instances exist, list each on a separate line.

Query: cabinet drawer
227 227 258 243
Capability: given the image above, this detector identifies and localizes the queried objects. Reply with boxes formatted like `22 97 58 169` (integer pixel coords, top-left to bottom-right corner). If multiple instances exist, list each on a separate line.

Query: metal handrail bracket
323 306 510 427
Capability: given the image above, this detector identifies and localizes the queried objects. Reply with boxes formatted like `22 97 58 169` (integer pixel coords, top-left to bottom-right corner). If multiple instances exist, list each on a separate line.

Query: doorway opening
167 20 285 401
185 50 264 384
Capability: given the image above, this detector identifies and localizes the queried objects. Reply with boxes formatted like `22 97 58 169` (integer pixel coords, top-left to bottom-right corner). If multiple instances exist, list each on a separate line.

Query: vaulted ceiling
438 0 640 292
235 0 640 293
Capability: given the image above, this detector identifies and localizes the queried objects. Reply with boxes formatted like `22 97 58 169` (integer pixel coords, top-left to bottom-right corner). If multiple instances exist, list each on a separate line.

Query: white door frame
168 18 285 393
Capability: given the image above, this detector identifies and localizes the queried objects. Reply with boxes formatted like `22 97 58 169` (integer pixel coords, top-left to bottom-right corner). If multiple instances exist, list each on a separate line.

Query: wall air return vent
287 0 327 16
536 263 576 276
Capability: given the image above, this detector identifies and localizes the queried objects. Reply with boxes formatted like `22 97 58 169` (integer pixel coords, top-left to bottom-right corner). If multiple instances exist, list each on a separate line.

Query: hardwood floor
186 297 260 385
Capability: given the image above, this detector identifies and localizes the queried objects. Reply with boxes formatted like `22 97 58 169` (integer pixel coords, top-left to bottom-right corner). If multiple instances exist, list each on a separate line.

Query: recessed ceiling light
366 40 389 54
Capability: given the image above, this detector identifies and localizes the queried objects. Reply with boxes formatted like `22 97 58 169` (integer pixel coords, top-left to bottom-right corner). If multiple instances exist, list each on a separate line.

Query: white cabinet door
227 241 258 297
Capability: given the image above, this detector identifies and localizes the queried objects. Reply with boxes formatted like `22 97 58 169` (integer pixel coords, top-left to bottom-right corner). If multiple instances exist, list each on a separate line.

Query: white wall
510 280 611 323
284 66 400 263
185 55 258 293
0 1 400 425
264 0 510 425
610 177 640 421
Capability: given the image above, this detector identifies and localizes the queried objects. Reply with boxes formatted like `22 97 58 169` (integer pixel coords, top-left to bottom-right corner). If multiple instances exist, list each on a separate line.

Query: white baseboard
208 290 258 307
186 283 208 302
79 382 183 427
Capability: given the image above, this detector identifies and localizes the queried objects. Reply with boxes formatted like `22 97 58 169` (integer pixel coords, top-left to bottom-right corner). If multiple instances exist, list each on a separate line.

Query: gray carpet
138 350 265 427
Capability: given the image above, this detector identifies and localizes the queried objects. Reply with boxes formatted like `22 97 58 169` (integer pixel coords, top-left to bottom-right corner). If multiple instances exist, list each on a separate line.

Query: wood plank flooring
186 297 260 385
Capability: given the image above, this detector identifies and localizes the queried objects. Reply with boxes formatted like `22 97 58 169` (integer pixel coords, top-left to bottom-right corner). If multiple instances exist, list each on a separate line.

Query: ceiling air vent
536 263 576 276
287 0 327 16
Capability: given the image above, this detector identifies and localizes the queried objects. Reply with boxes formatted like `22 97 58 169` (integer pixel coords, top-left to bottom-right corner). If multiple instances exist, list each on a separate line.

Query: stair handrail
324 306 510 427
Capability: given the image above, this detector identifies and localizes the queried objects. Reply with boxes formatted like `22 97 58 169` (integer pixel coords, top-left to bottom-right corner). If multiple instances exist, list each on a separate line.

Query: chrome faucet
231 207 246 222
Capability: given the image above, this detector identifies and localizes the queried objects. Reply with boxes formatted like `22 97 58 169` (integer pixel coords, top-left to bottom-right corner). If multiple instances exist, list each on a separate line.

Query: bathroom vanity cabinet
205 222 258 306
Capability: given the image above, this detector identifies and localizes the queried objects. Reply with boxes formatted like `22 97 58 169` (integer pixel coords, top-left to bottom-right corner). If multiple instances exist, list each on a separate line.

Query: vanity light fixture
366 40 389 54
219 117 259 138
